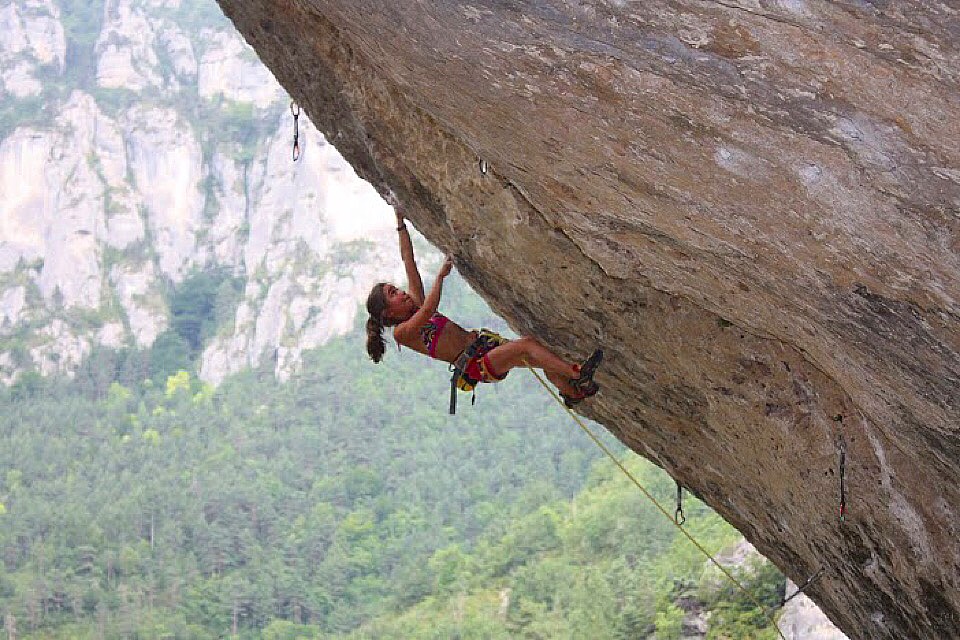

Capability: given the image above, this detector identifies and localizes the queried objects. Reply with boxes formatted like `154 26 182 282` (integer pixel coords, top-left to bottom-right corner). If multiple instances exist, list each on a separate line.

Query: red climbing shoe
561 389 589 408
564 349 603 406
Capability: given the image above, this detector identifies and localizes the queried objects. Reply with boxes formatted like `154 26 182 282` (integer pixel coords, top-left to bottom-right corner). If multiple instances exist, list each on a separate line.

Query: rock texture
215 2 960 638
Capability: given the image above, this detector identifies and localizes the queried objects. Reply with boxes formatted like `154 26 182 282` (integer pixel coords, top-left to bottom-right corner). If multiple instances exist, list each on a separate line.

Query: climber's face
383 283 417 322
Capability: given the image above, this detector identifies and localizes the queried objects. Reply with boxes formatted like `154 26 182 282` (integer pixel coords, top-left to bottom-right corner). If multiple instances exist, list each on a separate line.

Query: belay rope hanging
521 360 788 640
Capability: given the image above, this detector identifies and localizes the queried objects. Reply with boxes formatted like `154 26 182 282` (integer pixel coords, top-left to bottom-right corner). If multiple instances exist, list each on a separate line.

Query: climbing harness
780 566 825 607
674 481 686 526
449 330 506 415
522 361 788 640
290 101 301 162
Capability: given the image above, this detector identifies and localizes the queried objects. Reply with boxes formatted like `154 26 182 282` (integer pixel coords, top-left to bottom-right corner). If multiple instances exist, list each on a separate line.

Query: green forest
0 273 786 639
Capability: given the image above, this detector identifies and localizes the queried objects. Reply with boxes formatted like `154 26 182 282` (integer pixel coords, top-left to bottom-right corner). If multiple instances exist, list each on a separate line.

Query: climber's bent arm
394 257 452 343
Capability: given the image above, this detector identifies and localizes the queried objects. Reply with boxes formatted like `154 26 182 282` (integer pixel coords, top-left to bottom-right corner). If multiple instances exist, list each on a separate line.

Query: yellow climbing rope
523 363 787 640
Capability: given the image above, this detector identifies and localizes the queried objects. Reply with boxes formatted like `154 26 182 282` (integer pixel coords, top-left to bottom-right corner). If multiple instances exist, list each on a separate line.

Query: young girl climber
365 207 602 410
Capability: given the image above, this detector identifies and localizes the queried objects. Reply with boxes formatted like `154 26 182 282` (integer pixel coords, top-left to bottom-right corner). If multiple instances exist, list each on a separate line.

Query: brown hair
365 283 394 363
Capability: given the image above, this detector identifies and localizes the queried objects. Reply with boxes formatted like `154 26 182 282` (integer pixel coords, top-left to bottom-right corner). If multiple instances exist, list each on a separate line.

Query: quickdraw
290 101 301 162
674 481 686 526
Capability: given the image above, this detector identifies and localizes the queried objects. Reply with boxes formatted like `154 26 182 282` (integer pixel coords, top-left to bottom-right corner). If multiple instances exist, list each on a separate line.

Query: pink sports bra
419 312 450 357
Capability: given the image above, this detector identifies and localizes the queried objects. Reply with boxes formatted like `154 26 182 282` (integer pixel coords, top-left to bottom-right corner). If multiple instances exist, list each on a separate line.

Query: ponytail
366 315 386 363
365 282 390 363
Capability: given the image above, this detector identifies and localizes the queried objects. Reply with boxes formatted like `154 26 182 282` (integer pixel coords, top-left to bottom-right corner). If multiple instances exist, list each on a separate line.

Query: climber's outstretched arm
395 206 425 305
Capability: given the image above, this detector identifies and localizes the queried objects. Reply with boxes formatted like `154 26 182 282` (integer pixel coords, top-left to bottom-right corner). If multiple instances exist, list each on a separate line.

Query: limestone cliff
214 2 960 638
0 0 409 384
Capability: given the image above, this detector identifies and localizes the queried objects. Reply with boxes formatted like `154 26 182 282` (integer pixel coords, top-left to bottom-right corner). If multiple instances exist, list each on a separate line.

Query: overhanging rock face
215 2 959 638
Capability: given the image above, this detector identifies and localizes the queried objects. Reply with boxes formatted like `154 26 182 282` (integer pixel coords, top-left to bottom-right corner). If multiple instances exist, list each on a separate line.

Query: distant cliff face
214 2 959 639
0 0 410 385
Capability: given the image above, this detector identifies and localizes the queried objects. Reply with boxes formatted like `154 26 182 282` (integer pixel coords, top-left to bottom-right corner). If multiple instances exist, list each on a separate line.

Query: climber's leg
486 337 601 402
485 336 577 380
